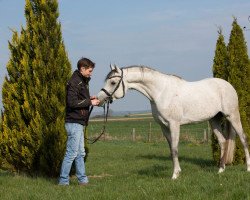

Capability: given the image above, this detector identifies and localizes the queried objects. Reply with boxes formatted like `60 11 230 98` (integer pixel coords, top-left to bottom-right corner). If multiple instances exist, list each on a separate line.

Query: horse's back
202 78 238 102
185 78 238 110
185 77 237 97
209 78 239 112
173 78 239 123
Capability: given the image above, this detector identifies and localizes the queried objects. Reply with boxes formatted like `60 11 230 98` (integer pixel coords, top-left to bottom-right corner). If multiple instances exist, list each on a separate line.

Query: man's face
80 67 93 78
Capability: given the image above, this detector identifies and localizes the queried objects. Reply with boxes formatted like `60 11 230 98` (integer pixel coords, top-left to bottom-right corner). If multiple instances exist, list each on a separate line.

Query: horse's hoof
171 173 180 180
247 162 250 171
218 168 225 173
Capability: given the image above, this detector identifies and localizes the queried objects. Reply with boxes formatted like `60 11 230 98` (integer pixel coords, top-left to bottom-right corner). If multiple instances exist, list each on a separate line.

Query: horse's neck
124 67 173 101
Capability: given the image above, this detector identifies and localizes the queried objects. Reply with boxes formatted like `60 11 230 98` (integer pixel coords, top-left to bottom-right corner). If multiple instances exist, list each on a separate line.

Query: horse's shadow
136 154 216 177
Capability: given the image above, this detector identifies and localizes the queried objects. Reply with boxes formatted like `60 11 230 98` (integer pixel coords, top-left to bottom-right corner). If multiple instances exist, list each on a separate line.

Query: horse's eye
111 81 116 85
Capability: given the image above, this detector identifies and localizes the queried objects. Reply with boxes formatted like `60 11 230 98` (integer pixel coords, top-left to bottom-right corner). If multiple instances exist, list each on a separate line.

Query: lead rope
84 101 110 144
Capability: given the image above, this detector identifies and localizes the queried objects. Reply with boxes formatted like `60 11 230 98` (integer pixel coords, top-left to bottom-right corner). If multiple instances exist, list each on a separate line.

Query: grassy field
0 118 249 199
1 140 250 200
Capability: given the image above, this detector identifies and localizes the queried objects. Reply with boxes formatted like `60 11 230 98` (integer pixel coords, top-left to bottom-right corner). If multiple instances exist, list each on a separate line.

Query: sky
0 0 250 112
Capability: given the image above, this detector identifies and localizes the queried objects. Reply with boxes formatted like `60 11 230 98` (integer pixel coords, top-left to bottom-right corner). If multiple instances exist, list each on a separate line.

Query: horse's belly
180 97 220 124
181 112 216 124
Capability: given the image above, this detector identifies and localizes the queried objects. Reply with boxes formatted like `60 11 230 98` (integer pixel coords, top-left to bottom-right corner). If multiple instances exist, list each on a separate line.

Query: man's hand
90 96 97 100
90 96 100 106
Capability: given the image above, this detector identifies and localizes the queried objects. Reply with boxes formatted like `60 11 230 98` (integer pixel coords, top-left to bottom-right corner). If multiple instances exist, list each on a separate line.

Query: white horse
97 65 250 179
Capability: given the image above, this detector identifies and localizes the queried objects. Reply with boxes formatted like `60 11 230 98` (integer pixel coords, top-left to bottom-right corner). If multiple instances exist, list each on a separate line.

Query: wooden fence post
203 129 208 143
148 122 152 142
132 128 136 141
207 121 211 135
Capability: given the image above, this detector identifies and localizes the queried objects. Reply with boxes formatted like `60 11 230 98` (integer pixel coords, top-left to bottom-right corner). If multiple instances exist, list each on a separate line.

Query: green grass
1 141 250 200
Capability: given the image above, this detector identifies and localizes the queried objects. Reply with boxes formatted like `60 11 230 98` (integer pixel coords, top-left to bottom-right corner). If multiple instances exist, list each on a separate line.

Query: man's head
77 57 95 78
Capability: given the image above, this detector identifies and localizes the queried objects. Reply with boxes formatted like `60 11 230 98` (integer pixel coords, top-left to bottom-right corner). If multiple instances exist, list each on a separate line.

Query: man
59 57 100 186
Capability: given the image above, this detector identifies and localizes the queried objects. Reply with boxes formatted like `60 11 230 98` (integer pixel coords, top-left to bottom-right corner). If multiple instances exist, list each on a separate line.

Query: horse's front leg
169 121 181 179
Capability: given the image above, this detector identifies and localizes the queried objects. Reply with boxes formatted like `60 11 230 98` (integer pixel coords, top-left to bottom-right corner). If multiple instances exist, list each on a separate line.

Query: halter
101 69 125 103
84 69 124 144
84 69 125 144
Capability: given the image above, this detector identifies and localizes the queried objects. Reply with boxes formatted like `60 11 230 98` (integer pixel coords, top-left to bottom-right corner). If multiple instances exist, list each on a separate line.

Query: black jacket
65 70 91 125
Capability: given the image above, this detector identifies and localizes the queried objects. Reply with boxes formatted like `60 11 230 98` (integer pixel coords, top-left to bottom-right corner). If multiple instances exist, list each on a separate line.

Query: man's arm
66 82 91 108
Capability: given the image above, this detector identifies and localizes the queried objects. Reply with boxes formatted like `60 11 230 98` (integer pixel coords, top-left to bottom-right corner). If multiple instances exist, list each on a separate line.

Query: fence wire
88 118 210 144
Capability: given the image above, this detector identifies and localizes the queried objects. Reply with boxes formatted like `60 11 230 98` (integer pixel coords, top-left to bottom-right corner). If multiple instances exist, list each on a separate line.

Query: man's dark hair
77 57 95 70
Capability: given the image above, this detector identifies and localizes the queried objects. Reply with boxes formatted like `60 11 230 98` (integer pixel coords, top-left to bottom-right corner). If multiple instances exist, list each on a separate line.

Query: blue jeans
59 123 88 185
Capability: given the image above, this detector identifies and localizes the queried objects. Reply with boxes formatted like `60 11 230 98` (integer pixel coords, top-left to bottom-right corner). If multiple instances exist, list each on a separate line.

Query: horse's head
97 64 127 106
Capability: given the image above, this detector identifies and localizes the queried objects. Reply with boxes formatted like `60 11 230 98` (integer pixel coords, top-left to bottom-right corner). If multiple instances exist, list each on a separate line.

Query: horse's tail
223 121 236 164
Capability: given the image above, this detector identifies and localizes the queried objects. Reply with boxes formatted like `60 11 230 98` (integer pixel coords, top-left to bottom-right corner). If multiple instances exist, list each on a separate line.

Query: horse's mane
122 65 183 80
105 65 183 81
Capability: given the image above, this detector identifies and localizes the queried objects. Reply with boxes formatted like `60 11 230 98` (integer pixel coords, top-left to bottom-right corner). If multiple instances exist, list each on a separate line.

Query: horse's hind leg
209 116 227 173
227 111 250 171
160 122 181 180
160 125 172 148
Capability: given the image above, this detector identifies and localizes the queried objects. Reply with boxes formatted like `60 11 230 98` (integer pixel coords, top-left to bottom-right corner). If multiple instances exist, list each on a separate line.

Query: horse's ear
114 64 121 72
110 64 120 72
110 64 116 71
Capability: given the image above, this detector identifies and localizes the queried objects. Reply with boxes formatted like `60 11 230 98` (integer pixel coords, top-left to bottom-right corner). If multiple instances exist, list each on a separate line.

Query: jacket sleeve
66 81 91 109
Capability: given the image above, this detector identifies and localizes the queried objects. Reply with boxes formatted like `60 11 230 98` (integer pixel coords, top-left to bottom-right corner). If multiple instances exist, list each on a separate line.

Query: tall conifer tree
0 0 71 176
247 60 250 137
211 28 228 163
212 28 228 79
227 18 250 164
